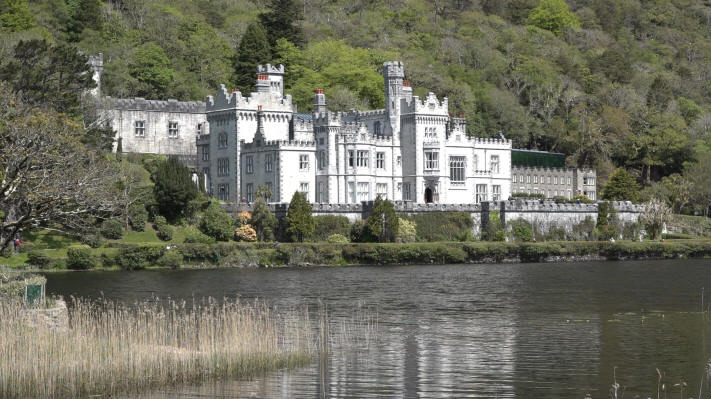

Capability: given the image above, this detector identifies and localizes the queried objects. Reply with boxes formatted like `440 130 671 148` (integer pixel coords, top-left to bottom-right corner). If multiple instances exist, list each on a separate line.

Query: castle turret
256 64 285 97
383 61 405 136
88 53 103 97
314 88 326 113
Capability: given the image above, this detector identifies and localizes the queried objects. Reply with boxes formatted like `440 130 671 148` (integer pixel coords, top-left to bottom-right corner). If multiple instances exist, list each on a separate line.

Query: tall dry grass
0 297 317 398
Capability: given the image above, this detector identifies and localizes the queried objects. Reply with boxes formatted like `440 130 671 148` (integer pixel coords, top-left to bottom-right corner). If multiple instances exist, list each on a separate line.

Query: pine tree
250 196 277 241
234 23 271 93
259 0 304 48
65 0 103 42
285 191 314 242
602 168 640 202
152 157 199 222
366 197 399 243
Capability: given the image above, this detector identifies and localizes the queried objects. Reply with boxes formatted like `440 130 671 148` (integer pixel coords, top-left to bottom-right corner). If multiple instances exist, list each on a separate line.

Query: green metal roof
511 149 565 168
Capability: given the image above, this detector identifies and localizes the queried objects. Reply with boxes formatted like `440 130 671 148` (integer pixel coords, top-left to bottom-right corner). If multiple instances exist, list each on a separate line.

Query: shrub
158 250 183 269
129 204 148 231
199 202 234 241
313 215 351 241
179 243 218 263
100 252 118 267
508 219 533 242
101 219 124 240
412 212 473 242
81 233 105 248
484 211 505 241
396 218 417 243
571 217 596 240
350 219 375 243
511 192 546 199
66 246 96 270
326 233 349 244
153 215 174 241
366 197 399 242
117 244 164 270
183 227 216 244
235 225 257 242
27 251 51 269
285 191 314 242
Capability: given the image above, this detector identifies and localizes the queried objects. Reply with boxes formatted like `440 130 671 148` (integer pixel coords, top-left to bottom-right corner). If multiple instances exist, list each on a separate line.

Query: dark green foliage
27 250 51 268
199 202 233 241
596 201 618 240
183 226 216 244
285 191 314 242
512 192 546 199
65 0 103 41
571 217 596 241
80 233 104 248
129 204 148 232
158 250 183 269
117 244 165 270
483 211 505 242
0 39 95 116
100 219 124 240
602 169 640 202
153 215 174 241
647 75 674 111
66 246 95 270
178 243 218 263
234 23 271 93
250 197 277 241
366 197 399 243
508 219 533 242
152 157 199 222
350 219 374 243
411 212 474 242
129 43 175 99
259 0 304 48
312 215 351 241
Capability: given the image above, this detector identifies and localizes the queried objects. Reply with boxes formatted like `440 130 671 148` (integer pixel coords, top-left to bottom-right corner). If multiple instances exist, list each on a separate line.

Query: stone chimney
314 88 326 113
256 74 270 93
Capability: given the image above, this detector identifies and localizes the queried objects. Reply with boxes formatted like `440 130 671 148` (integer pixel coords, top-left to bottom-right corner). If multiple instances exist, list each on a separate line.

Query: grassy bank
0 297 316 399
6 239 710 270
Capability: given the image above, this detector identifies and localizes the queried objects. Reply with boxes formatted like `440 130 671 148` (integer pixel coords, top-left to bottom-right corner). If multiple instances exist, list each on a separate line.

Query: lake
44 259 711 398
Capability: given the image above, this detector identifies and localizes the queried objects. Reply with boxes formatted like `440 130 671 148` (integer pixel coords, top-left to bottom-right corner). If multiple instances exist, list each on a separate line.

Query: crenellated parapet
504 199 598 213
103 97 205 113
401 92 449 115
206 84 293 112
257 63 284 75
241 139 315 151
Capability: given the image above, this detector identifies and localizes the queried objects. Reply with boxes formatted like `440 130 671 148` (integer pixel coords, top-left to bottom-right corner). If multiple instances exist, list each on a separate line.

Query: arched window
218 132 228 148
374 121 381 135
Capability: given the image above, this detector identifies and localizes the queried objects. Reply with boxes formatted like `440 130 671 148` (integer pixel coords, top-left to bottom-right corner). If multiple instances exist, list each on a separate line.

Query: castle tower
314 88 326 113
383 61 405 136
256 64 285 97
88 53 103 97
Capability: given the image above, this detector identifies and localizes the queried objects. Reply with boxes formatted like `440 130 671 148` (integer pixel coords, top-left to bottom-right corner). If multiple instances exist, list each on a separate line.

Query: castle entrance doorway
424 187 433 203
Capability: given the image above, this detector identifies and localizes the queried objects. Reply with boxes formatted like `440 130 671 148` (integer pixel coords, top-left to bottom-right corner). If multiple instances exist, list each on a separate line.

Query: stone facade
511 166 597 200
199 61 512 204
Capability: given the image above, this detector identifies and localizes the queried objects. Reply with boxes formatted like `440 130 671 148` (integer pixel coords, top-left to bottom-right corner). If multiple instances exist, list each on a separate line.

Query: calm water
44 259 711 398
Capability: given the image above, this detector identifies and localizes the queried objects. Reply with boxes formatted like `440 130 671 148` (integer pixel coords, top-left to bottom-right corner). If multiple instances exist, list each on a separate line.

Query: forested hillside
2 0 711 214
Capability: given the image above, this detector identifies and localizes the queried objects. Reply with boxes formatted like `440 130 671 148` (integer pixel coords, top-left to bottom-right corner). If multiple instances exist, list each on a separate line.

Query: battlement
103 96 205 113
241 139 315 150
383 61 405 78
206 84 293 111
512 165 575 173
313 111 343 124
401 92 449 115
257 63 285 75
504 199 598 212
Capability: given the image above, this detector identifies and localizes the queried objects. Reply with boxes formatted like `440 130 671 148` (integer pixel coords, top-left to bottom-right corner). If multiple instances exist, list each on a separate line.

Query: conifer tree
234 23 271 93
152 157 199 222
366 197 399 243
285 191 314 242
259 0 304 48
251 196 277 241
0 0 34 32
602 168 640 202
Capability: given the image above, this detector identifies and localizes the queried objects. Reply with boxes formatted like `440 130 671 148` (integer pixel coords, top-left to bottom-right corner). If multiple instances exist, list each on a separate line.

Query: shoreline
7 239 710 272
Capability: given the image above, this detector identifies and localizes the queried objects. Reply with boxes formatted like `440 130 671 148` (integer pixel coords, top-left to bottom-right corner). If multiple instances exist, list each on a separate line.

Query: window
534 175 538 183
265 182 273 200
376 183 387 199
300 182 309 199
527 175 531 183
561 176 565 185
424 127 437 142
217 158 230 176
476 184 487 203
547 176 551 184
134 120 145 137
374 121 381 135
357 151 369 167
318 138 324 145
492 185 501 201
168 121 178 138
299 154 309 170
396 156 401 166
357 182 369 201
348 150 355 167
318 151 326 169
197 123 203 135
424 150 439 170
201 146 209 161
554 177 558 185
449 156 465 183
540 175 544 183
218 132 228 148
568 177 572 185
584 177 595 186
376 152 385 169
217 184 229 201
348 182 356 203
317 182 325 203
490 155 499 173
246 183 253 202
513 174 517 183
403 183 411 201
246 156 253 174
265 154 273 173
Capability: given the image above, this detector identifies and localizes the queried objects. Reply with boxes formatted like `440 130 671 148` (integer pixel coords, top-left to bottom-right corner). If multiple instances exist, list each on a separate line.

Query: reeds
0 296 317 398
